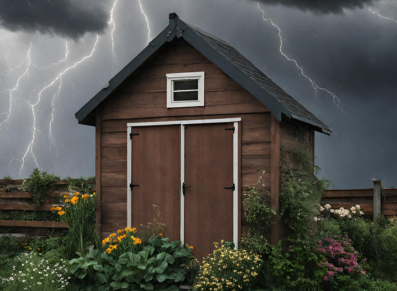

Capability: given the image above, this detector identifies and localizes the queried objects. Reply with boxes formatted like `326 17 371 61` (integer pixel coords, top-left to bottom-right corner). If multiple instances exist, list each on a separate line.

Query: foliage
264 238 326 290
194 241 262 291
67 176 95 195
243 187 276 234
54 191 97 258
2 175 12 180
378 223 397 280
0 236 26 280
317 218 342 237
139 204 167 239
22 168 59 206
70 228 192 291
0 210 59 221
240 233 270 257
1 252 71 291
279 146 330 239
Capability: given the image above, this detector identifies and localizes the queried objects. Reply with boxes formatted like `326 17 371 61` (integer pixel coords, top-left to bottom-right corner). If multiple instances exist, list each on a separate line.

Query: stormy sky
0 0 396 189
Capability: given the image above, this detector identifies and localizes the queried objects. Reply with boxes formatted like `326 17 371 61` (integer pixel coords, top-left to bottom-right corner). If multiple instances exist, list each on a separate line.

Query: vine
22 168 59 206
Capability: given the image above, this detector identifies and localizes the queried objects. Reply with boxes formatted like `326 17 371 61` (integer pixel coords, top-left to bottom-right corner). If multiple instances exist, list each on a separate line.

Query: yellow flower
106 248 111 254
74 192 79 196
132 228 137 233
65 199 71 203
63 195 68 199
117 236 122 242
37 248 40 251
110 233 117 238
117 229 124 234
71 196 79 205
58 211 65 216
102 238 110 245
189 246 194 250
29 247 32 251
82 194 89 200
158 233 163 236
133 238 142 245
50 207 56 211
93 192 96 196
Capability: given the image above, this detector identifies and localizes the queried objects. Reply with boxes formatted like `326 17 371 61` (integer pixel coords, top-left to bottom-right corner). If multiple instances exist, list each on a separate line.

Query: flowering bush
319 204 364 220
70 227 193 290
194 241 262 291
316 235 367 284
52 191 97 258
1 252 70 290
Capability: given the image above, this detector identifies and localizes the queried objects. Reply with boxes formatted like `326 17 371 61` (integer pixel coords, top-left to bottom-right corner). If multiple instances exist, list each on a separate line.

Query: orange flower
133 238 142 245
117 229 124 234
106 248 111 254
50 207 56 211
63 195 68 199
74 192 79 196
82 194 89 200
71 196 79 205
158 233 163 236
189 246 194 250
132 228 137 233
55 206 62 211
110 233 117 238
58 211 65 216
65 199 71 203
102 237 110 245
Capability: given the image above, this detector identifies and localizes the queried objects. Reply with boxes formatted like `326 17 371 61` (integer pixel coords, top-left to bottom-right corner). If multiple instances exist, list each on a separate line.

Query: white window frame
166 72 205 108
127 118 240 248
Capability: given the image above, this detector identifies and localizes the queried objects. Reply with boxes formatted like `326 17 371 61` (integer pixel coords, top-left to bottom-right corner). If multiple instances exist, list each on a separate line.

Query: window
166 72 204 108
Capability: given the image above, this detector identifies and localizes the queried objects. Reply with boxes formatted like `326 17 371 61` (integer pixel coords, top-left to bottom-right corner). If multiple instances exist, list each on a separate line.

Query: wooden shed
75 13 331 260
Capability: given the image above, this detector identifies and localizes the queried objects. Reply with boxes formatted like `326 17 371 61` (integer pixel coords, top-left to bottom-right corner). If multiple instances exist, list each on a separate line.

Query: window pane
173 79 198 91
173 91 199 101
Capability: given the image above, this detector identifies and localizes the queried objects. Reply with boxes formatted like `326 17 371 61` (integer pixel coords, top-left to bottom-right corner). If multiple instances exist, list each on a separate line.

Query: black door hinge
130 133 139 139
225 184 235 191
225 127 235 133
130 183 139 190
182 182 191 196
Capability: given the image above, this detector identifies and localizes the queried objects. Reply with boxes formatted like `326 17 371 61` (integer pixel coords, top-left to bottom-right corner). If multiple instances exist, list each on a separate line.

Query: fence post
372 179 381 223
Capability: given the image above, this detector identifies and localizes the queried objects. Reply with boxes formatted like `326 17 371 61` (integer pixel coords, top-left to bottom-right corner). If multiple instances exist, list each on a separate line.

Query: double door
128 119 239 260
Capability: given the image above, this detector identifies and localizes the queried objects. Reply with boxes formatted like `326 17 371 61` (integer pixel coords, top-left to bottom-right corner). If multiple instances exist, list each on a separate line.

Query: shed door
184 123 234 261
130 125 180 241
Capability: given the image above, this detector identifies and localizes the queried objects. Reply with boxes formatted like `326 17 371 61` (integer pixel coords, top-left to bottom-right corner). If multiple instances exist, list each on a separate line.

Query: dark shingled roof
76 13 330 134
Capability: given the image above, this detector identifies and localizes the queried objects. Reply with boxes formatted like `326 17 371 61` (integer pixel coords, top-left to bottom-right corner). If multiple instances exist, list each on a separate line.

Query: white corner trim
180 125 185 244
127 127 132 228
233 121 239 248
166 72 204 108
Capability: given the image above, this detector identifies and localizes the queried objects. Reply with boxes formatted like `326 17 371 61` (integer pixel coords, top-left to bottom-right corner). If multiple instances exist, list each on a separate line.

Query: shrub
194 241 262 291
22 168 59 206
378 224 397 280
1 252 71 290
240 233 270 257
318 218 342 237
53 191 97 258
70 228 192 290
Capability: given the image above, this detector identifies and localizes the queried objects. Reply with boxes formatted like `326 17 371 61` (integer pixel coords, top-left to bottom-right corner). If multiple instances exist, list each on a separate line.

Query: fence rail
0 179 69 238
323 181 397 221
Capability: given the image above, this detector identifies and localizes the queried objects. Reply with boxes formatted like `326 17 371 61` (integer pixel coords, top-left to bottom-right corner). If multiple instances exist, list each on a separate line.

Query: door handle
182 182 191 196
225 184 235 191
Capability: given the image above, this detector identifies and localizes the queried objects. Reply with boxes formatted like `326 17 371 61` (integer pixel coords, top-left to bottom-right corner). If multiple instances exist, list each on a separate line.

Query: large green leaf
156 273 168 283
120 269 134 279
144 273 154 282
97 273 107 284
77 269 88 279
120 282 130 289
171 241 181 249
155 261 168 274
138 263 147 270
69 262 81 274
118 253 128 265
115 263 122 272
93 264 104 272
140 282 154 290
147 257 156 264
156 252 166 261
110 281 121 290
164 254 175 264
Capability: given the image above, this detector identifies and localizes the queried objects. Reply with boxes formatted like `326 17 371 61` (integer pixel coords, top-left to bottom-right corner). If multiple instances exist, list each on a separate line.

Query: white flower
324 204 331 210
360 211 364 215
356 205 361 210
351 206 356 212
314 217 318 221
320 206 325 211
330 209 335 213
352 210 356 214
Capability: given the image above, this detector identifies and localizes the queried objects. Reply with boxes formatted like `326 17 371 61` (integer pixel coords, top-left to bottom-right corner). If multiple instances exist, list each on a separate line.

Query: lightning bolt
0 42 33 128
41 41 69 69
138 0 152 43
19 35 100 174
368 8 397 24
257 3 343 110
109 0 119 66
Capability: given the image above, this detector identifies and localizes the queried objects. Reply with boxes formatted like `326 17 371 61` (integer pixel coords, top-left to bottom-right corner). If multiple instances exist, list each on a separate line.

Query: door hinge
130 133 139 139
130 183 139 190
182 182 191 196
225 127 235 133
224 184 235 191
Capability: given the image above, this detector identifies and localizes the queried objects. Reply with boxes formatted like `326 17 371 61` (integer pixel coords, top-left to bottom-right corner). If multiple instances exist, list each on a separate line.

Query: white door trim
127 117 240 247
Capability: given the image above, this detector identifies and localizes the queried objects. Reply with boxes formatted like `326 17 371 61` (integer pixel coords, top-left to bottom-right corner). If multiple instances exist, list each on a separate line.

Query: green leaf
93 264 104 272
118 253 128 265
120 282 129 289
155 261 168 274
171 241 181 249
69 262 81 274
156 273 168 283
164 254 174 264
77 269 88 279
144 274 154 282
115 263 122 272
97 273 107 284
120 269 134 279
156 252 166 261
138 264 147 270
140 282 154 290
110 281 121 290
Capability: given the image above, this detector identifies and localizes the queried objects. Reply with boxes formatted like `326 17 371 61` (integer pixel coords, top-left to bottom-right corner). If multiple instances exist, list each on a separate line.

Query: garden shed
75 13 330 260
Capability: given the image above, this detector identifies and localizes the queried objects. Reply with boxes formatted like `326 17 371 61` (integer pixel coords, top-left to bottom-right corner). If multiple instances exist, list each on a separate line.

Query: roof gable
75 13 330 134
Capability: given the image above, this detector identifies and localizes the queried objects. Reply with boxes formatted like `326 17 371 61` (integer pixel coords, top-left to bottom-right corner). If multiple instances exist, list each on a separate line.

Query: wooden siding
98 39 273 239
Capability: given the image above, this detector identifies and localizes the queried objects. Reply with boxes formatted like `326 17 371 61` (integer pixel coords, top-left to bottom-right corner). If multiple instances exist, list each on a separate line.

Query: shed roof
76 13 331 134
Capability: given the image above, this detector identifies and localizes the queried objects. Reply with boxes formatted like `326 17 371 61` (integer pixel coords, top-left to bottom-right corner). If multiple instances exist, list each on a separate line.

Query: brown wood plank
0 220 67 228
102 146 127 160
102 132 128 147
102 187 127 203
0 204 60 211
0 192 65 199
184 123 234 261
131 125 181 241
101 172 127 187
270 115 280 245
242 127 271 144
101 218 127 233
242 156 271 174
101 160 127 173
324 189 373 198
102 203 127 218
242 173 271 188
96 107 102 235
242 143 271 156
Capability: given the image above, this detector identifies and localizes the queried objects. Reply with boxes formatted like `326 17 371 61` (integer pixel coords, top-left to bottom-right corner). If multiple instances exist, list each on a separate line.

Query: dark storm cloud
255 0 377 14
0 0 110 39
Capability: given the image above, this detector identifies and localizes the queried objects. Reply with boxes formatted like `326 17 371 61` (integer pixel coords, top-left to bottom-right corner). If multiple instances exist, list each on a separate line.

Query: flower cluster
319 204 364 220
316 235 366 281
102 226 141 255
1 252 70 290
50 206 64 216
195 241 262 291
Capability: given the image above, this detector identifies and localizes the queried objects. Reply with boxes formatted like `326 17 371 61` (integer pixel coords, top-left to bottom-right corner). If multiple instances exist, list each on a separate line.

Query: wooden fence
0 179 69 238
323 179 397 221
